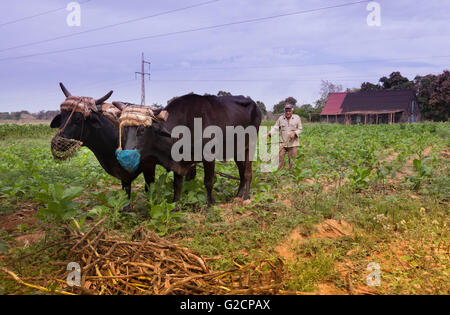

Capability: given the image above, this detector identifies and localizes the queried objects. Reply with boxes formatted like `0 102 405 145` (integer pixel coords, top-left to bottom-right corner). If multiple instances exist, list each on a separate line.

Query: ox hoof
120 205 133 213
171 205 180 213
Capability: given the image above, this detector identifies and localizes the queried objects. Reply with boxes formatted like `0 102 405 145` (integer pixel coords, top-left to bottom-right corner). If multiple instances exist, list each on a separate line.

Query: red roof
321 92 347 115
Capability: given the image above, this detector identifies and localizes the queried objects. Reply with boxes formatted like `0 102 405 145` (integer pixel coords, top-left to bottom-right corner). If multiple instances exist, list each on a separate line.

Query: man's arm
267 117 281 137
294 116 303 138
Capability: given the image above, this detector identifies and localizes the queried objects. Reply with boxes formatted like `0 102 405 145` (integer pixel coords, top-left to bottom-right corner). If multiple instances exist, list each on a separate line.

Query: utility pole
135 53 151 105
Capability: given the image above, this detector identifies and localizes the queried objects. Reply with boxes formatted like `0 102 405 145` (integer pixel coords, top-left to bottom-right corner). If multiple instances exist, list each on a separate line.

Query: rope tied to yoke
117 105 169 150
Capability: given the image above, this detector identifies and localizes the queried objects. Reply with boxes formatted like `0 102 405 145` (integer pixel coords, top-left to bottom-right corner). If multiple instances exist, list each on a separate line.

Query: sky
0 0 449 112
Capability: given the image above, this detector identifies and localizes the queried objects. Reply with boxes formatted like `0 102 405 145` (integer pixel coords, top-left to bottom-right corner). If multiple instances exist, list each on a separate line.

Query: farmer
267 104 303 169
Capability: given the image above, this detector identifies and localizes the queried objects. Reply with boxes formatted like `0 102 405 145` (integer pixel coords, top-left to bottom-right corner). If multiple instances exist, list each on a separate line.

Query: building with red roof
321 90 421 124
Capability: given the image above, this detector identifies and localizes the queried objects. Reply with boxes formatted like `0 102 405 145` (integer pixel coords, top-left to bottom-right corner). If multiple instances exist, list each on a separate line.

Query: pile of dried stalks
4 217 284 295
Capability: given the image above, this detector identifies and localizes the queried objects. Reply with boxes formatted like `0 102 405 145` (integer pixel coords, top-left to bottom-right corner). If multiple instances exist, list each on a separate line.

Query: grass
0 122 449 294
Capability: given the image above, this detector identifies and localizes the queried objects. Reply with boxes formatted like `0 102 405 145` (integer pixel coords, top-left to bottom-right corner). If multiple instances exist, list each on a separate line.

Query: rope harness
101 103 122 127
117 105 168 150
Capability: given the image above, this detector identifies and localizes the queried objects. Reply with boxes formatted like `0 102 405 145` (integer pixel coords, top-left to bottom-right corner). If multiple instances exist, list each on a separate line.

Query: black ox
50 83 179 211
120 94 262 205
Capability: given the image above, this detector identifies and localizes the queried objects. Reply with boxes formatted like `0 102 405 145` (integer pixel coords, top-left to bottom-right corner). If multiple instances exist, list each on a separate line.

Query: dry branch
4 220 284 295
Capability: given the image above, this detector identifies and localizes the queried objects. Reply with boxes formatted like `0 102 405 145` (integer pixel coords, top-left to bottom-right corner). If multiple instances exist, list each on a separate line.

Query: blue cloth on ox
115 149 141 173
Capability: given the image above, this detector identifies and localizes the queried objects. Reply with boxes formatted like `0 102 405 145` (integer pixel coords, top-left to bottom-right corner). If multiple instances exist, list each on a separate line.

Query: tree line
360 70 449 121
0 110 60 121
4 70 448 123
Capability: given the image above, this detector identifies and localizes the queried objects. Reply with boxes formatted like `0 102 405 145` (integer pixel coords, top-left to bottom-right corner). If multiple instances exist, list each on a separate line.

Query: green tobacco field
0 122 449 294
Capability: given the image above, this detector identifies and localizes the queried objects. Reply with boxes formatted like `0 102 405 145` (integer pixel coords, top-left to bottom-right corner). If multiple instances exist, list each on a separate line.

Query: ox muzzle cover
115 149 141 173
51 135 83 161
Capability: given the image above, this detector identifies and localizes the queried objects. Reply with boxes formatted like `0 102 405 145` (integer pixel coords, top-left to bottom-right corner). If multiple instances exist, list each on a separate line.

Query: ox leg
243 149 253 200
143 163 156 193
243 161 253 200
173 173 183 203
234 160 246 198
203 161 215 205
171 173 184 213
185 164 197 182
121 180 132 212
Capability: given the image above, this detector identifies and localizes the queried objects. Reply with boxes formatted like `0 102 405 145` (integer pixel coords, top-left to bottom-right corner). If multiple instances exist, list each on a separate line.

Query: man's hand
289 132 296 140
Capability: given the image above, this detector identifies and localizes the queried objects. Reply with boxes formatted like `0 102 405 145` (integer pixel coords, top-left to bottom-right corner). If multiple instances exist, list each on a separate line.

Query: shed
321 90 421 124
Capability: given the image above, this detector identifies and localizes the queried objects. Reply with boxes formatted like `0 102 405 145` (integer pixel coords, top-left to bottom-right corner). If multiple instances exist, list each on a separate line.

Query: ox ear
50 114 62 128
154 123 171 138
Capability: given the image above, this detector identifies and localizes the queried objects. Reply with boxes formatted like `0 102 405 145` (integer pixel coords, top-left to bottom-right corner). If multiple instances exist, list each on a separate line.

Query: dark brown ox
119 93 262 206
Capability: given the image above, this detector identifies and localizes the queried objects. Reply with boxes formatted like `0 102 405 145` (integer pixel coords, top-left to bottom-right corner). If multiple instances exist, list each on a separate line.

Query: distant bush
0 124 53 140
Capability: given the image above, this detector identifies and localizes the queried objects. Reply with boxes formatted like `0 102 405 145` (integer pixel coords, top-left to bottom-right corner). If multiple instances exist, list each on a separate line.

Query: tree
273 97 297 114
380 72 414 90
294 104 317 121
360 82 381 91
315 80 343 109
255 101 267 116
429 70 450 121
414 74 438 121
217 91 232 96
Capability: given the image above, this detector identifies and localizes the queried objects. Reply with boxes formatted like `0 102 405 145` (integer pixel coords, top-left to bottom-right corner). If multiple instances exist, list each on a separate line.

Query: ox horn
112 101 125 111
96 90 114 105
59 82 72 97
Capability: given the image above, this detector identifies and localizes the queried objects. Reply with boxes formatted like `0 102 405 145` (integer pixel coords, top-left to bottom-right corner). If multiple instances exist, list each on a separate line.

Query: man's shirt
270 114 303 148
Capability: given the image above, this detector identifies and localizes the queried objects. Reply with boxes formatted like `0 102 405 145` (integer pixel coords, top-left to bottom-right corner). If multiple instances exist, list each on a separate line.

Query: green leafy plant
408 158 432 190
348 165 373 191
148 200 181 236
88 190 130 227
0 229 10 254
146 173 182 236
35 184 84 222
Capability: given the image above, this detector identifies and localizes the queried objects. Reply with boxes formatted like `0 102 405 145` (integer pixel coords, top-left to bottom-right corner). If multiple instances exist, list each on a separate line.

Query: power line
0 0 223 53
0 0 372 62
0 0 93 28
150 79 383 82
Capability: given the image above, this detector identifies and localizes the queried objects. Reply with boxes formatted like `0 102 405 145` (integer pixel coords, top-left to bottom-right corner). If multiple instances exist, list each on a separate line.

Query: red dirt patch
380 150 400 163
218 199 253 224
317 282 347 295
275 219 353 261
0 209 37 233
14 231 45 248
440 149 450 159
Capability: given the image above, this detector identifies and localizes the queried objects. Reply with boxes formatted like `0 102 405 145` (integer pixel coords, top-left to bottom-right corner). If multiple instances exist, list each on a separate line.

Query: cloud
0 0 449 112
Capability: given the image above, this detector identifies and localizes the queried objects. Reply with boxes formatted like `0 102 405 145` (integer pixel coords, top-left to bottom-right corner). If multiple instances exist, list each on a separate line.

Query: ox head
50 83 113 142
116 105 170 172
